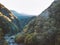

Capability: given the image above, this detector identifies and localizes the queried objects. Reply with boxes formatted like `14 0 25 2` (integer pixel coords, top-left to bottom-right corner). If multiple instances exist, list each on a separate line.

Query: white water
4 34 18 45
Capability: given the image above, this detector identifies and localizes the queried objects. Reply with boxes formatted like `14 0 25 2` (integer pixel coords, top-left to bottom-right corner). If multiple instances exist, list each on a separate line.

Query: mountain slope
0 3 21 45
15 0 60 45
11 10 36 29
0 3 21 35
0 12 19 34
0 3 36 45
0 3 22 31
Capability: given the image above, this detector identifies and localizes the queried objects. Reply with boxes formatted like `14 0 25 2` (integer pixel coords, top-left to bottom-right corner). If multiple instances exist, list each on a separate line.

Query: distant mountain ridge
11 10 34 17
11 10 36 29
1 0 60 45
0 3 36 45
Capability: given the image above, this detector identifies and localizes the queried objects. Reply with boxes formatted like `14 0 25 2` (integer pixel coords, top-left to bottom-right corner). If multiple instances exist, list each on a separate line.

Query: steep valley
0 0 60 45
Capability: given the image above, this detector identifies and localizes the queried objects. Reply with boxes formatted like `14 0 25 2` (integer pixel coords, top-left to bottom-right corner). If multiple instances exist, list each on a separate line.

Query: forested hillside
15 0 60 45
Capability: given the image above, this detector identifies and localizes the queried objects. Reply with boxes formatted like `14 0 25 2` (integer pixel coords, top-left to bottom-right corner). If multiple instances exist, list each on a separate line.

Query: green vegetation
15 33 38 45
15 0 60 45
1 0 60 45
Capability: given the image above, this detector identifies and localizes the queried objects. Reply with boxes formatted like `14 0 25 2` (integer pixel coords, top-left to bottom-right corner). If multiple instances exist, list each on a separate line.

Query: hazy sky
0 0 54 16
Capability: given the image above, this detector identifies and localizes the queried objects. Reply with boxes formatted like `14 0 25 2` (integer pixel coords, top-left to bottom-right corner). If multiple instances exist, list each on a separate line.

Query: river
4 34 18 45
